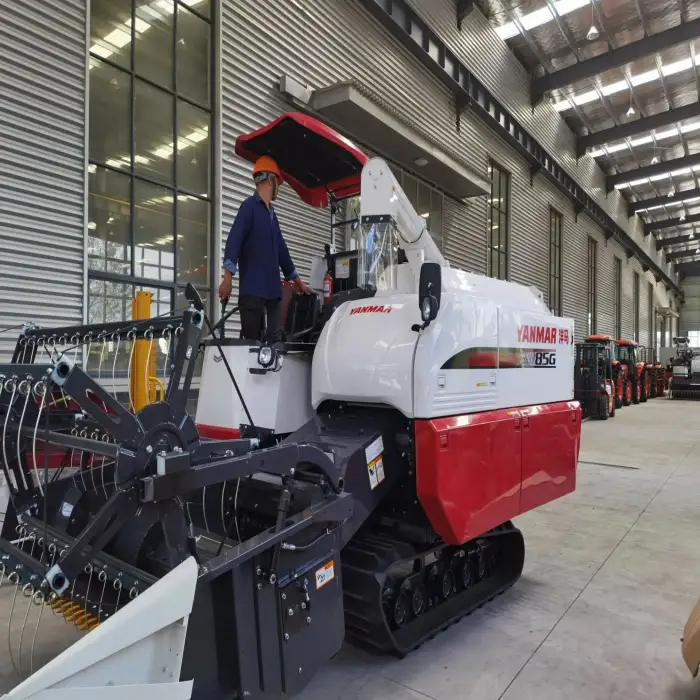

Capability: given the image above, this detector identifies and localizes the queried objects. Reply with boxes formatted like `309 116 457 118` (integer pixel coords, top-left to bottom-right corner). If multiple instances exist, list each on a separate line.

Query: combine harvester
0 114 581 700
668 337 700 399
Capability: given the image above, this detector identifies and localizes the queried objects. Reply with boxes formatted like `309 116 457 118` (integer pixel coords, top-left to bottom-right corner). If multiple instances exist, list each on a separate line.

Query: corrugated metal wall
219 0 675 347
0 0 87 360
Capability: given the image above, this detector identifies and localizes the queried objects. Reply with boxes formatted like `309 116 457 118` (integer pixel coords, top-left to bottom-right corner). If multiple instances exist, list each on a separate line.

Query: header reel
0 290 352 698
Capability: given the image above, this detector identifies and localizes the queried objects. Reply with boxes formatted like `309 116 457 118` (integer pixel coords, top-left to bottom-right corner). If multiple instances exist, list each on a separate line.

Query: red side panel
197 424 240 440
415 409 523 545
520 402 580 513
415 401 580 546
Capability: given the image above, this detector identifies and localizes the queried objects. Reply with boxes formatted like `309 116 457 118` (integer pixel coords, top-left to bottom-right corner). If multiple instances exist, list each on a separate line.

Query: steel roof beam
668 247 700 261
646 213 700 234
577 102 700 157
656 233 697 250
677 260 700 276
629 186 700 216
533 16 700 102
607 152 700 191
578 102 700 157
358 0 682 297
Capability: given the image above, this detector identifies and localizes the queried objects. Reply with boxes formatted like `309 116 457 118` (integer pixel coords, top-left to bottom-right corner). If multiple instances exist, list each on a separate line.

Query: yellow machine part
49 597 99 632
682 597 700 676
130 291 158 412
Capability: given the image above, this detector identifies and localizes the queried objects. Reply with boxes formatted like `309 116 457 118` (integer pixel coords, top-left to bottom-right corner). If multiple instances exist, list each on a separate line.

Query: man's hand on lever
219 270 233 302
293 277 313 295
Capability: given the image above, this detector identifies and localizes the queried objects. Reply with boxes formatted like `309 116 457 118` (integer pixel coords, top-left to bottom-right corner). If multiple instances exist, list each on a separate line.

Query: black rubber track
341 521 525 656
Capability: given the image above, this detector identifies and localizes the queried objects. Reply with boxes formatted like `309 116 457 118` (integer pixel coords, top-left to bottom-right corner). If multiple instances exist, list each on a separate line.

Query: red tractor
616 339 649 404
585 335 623 408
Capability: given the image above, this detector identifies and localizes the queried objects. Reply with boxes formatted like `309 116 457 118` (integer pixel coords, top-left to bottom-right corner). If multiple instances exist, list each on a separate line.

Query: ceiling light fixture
651 155 659 164
668 189 676 198
681 212 687 221
626 92 635 118
586 24 600 41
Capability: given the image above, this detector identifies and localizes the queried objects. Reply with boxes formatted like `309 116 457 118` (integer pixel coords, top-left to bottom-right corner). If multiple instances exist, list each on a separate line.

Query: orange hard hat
252 156 282 180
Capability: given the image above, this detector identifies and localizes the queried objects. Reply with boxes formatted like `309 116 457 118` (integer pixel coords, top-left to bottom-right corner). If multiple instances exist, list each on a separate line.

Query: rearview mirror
418 262 441 326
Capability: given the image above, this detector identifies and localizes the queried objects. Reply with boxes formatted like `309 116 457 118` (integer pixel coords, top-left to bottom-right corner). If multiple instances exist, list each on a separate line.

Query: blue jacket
223 193 298 300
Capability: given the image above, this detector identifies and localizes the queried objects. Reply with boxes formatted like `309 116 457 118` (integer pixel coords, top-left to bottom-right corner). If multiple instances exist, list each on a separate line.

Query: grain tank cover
235 112 367 208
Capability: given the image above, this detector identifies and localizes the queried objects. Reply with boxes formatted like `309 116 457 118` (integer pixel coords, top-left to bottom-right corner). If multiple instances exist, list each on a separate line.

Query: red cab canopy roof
235 112 367 209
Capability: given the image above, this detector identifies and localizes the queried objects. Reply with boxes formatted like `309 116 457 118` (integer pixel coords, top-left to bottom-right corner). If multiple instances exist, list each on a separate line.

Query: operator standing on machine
218 156 311 342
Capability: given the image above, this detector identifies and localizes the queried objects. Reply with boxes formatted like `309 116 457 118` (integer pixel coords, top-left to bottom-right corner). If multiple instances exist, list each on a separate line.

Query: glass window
89 58 131 167
134 0 174 88
613 257 622 339
549 209 562 316
134 180 175 281
177 100 210 195
88 0 214 324
177 5 211 107
88 166 132 274
177 195 210 285
587 237 597 335
89 0 131 69
134 78 175 184
487 161 509 280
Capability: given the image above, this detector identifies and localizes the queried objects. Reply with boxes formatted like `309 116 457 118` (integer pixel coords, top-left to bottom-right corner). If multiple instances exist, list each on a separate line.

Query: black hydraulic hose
202 313 255 428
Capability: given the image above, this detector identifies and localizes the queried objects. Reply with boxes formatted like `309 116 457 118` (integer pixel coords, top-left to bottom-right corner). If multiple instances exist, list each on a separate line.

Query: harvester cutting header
0 113 580 700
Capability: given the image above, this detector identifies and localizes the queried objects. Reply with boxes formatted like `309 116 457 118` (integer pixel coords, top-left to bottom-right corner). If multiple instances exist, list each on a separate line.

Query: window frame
548 208 563 316
587 237 597 335
633 271 640 342
87 0 217 319
487 160 510 281
648 282 654 352
613 256 622 339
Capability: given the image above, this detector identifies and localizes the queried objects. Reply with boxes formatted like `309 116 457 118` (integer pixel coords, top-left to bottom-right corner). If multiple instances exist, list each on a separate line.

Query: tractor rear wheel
632 381 640 405
599 396 609 420
623 380 632 406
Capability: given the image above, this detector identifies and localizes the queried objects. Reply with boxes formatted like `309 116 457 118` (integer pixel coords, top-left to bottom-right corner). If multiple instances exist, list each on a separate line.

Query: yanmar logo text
350 305 392 316
517 325 569 345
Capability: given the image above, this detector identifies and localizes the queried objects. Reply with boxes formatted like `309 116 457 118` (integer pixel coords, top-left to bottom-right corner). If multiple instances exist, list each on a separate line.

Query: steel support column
358 0 681 296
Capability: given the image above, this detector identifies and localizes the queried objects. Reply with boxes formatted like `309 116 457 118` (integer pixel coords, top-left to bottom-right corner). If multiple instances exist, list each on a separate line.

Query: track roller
342 521 524 656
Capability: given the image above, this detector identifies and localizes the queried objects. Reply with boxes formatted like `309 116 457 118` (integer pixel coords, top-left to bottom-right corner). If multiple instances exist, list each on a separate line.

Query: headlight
258 346 274 368
421 296 432 323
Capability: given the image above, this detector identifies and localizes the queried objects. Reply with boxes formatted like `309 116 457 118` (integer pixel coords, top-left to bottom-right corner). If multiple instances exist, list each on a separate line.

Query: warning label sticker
367 455 385 490
366 436 386 491
365 436 384 465
315 560 335 590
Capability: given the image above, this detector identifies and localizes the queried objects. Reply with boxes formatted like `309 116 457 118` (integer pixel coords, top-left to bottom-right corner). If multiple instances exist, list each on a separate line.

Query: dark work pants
239 294 282 343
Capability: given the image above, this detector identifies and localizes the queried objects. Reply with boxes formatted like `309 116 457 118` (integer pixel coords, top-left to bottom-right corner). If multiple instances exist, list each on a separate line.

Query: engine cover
312 268 575 419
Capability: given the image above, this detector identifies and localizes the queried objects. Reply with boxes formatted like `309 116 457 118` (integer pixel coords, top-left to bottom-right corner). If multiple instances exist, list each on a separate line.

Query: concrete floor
1 398 700 698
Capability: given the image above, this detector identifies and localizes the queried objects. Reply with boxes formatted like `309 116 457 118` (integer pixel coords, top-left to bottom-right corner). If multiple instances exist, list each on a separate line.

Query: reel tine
84 563 94 622
97 568 107 621
202 485 210 533
17 582 36 682
112 334 121 400
7 571 21 678
16 381 32 491
29 590 45 677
